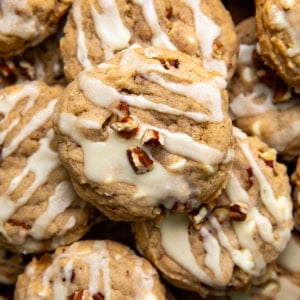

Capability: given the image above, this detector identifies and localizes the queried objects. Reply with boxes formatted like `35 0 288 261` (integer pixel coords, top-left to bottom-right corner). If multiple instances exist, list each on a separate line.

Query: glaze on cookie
61 0 238 81
132 129 293 296
15 240 166 299
0 81 101 253
53 46 234 221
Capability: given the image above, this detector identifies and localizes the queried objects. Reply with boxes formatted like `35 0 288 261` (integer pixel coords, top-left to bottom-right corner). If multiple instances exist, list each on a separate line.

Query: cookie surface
0 81 101 253
0 0 72 58
15 240 166 299
61 0 238 81
53 46 233 221
229 17 300 160
132 129 293 296
255 0 300 92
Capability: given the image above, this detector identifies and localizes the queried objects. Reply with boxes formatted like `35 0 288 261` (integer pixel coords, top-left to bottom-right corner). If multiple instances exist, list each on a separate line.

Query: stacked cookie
0 0 299 299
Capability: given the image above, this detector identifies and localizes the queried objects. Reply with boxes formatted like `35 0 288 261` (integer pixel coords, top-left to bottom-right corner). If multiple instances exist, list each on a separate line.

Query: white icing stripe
41 242 112 298
0 119 19 144
144 73 224 122
59 113 191 207
0 82 40 124
200 226 224 285
2 99 57 158
238 44 256 65
0 0 38 38
183 0 226 77
159 214 213 285
73 0 92 69
91 0 131 60
78 72 207 123
57 216 76 236
30 181 76 239
239 141 291 223
208 215 255 273
132 0 176 50
134 259 155 298
278 234 300 273
0 130 60 229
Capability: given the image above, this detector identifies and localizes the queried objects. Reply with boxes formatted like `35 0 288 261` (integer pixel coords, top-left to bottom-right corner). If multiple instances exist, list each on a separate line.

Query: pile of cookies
0 0 299 299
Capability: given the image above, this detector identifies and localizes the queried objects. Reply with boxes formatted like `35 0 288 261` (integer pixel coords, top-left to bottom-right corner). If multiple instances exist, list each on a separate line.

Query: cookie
0 29 66 88
132 128 293 296
60 0 238 81
291 158 300 231
53 46 234 221
229 17 300 160
15 240 166 299
0 0 72 58
255 0 300 92
0 247 25 285
0 81 101 253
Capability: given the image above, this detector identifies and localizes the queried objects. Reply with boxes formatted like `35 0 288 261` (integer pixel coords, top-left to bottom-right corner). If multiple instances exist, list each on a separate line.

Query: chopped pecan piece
71 290 104 300
127 146 153 174
259 148 276 168
171 200 192 213
0 61 16 78
117 101 130 117
141 129 165 146
7 219 31 230
229 202 248 221
110 116 139 139
188 206 208 230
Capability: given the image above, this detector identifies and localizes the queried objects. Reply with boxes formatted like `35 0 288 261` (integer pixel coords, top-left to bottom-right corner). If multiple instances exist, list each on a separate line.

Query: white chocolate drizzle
59 112 192 207
132 0 176 50
72 0 92 69
1 99 57 158
0 129 60 232
183 0 226 77
0 82 40 133
0 0 38 39
91 0 131 59
159 133 292 286
30 181 76 239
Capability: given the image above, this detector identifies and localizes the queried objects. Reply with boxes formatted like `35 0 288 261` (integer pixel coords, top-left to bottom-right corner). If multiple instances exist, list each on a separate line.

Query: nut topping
259 148 276 168
188 206 208 230
229 202 248 221
141 129 165 146
127 146 154 174
71 290 104 300
110 116 139 139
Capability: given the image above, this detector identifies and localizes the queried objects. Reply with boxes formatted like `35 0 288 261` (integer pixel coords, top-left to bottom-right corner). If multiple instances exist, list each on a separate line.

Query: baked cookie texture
53 46 234 221
255 0 300 92
0 0 72 58
229 17 300 160
292 158 300 231
14 240 167 300
60 0 238 81
132 129 293 297
0 247 25 285
0 81 101 254
0 30 66 89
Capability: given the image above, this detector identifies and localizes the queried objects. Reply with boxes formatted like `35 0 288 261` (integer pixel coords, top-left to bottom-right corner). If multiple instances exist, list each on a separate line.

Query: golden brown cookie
61 0 238 81
15 240 167 299
0 81 101 253
53 46 234 221
255 0 300 92
132 129 293 297
229 17 300 160
0 0 72 58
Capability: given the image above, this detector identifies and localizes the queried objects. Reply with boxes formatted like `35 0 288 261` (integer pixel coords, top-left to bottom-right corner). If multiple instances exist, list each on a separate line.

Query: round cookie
60 0 238 81
255 0 300 92
53 46 234 221
15 240 166 299
0 247 25 285
291 157 300 231
229 17 300 160
0 32 66 89
132 129 293 297
0 81 101 254
0 0 72 58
